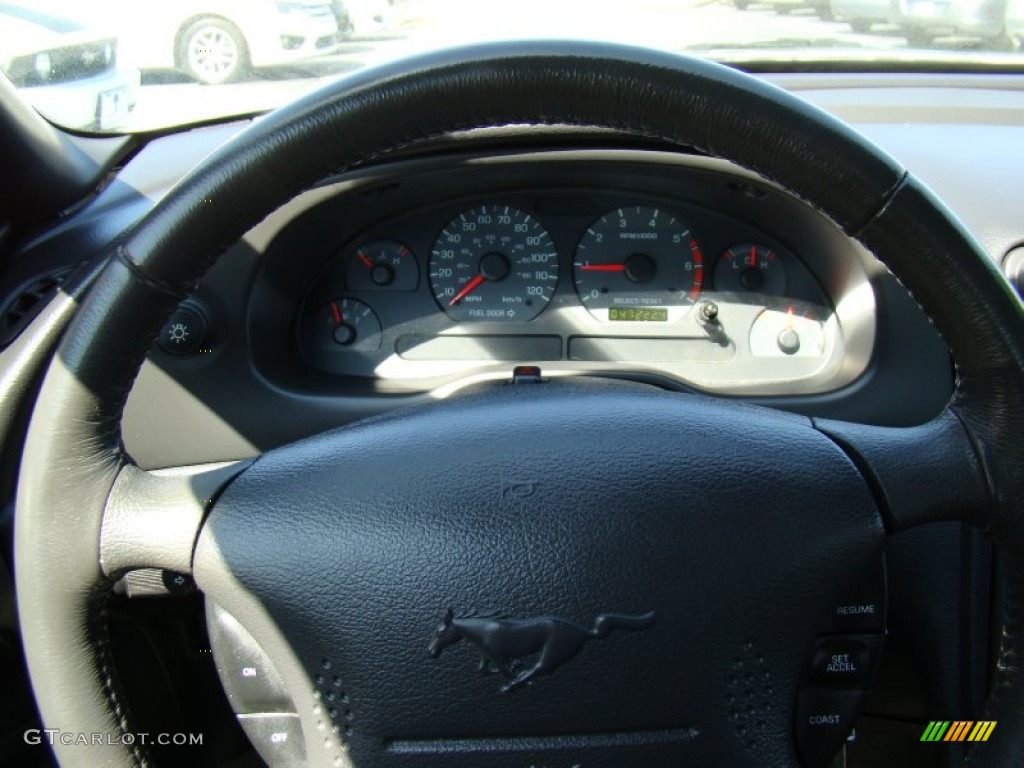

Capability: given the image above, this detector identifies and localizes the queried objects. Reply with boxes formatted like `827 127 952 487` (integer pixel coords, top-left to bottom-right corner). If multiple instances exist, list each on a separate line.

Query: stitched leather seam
968 563 1023 765
850 172 965 405
91 587 147 767
116 244 191 300
848 168 909 237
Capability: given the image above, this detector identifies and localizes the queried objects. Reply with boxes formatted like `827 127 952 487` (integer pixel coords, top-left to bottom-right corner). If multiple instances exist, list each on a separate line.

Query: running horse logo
427 608 656 693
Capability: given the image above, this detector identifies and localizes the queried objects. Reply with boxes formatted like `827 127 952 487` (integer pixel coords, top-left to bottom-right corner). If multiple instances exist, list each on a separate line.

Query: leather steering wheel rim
14 40 1024 767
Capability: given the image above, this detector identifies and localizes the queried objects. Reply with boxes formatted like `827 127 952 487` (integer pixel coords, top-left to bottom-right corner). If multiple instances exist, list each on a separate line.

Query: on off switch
237 713 305 767
206 602 293 714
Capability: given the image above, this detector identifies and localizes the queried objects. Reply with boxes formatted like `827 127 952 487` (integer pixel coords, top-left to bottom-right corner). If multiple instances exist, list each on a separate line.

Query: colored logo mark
920 721 996 742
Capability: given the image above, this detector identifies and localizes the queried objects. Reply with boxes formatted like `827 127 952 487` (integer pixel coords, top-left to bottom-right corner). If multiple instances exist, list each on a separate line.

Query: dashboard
8 73 994 471
246 151 876 397
74 136 952 470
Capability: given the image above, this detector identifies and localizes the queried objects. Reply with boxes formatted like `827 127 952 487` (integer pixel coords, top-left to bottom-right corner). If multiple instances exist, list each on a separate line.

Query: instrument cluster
273 155 876 396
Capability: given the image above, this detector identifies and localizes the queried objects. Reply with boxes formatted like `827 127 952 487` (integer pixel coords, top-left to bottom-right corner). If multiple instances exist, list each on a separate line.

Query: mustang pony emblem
427 608 656 693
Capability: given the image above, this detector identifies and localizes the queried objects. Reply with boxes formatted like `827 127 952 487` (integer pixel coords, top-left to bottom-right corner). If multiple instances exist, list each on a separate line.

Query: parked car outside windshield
1009 0 1024 43
1 0 1022 133
106 0 350 85
0 0 139 131
895 0 1014 48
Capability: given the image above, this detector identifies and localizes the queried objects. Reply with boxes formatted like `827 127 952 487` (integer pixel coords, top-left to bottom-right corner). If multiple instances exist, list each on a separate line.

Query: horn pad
195 382 885 767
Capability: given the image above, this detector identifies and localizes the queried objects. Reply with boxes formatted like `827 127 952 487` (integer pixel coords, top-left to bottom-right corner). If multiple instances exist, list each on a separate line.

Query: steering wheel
14 41 1024 767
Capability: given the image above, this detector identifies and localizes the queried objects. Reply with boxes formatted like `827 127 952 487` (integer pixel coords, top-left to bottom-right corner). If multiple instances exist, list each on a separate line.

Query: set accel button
807 635 883 690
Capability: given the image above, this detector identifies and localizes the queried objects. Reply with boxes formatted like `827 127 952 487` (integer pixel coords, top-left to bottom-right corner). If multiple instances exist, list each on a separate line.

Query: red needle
330 301 342 324
448 274 486 307
579 263 627 272
357 251 374 268
749 245 757 268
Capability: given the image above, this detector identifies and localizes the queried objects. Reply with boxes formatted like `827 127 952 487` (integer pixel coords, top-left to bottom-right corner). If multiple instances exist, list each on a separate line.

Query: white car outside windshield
1 0 1019 133
0 0 139 130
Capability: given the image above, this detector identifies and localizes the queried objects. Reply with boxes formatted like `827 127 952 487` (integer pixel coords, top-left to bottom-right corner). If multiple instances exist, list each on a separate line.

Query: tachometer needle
579 263 626 272
448 273 486 307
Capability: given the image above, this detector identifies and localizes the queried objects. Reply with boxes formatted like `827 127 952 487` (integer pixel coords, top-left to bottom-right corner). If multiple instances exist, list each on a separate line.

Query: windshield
2 0 1022 133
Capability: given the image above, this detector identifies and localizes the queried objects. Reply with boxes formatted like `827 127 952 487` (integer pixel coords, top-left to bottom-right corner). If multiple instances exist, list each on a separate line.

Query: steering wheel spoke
814 408 991 533
99 460 250 577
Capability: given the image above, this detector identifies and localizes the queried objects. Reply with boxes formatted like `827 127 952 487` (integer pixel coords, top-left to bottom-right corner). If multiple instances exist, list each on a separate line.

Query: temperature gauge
714 243 786 296
303 298 382 354
346 240 419 291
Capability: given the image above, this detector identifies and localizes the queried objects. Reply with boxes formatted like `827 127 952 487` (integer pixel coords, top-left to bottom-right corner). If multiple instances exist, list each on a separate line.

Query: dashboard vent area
0 267 74 349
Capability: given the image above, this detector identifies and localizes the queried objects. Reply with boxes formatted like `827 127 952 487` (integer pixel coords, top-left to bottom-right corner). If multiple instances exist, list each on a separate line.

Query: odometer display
608 307 669 322
429 205 558 322
573 206 704 322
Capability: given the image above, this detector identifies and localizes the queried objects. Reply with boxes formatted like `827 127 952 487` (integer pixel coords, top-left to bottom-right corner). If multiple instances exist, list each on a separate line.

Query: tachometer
573 206 704 322
429 205 558 322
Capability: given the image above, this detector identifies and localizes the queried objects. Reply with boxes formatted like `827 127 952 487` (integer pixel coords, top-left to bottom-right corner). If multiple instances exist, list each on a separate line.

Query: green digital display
608 307 669 322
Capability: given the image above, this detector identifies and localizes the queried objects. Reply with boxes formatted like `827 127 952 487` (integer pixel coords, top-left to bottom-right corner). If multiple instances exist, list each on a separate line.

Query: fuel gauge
346 240 419 291
749 303 827 358
303 298 382 354
714 243 786 296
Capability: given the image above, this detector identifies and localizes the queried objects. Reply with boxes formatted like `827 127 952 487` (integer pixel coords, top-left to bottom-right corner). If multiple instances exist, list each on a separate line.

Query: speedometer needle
448 273 486 307
579 263 626 272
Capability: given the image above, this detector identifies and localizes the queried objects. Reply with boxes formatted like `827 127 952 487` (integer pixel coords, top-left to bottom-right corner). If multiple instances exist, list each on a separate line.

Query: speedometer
429 205 558 322
573 206 704 322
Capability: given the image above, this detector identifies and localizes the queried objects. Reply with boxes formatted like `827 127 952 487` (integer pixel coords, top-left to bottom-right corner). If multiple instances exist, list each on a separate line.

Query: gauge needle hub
448 273 486 307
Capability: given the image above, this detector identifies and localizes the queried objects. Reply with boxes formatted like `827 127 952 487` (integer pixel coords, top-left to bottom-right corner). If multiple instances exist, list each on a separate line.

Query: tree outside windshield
2 0 1022 133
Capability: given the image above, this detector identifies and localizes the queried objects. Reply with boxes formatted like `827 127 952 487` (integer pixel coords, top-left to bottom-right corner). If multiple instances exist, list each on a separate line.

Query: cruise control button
207 602 293 713
828 562 885 632
796 689 865 768
238 713 305 768
808 634 883 690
